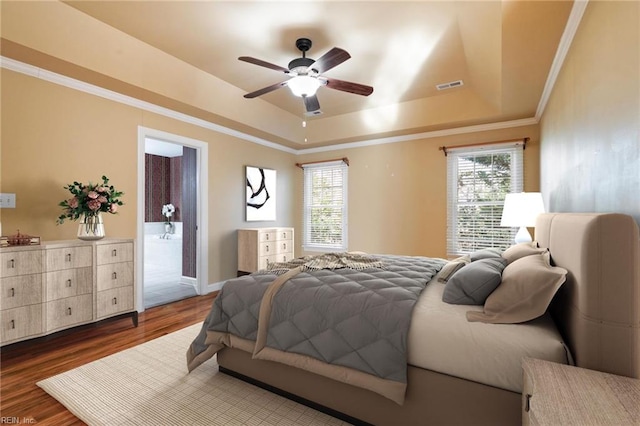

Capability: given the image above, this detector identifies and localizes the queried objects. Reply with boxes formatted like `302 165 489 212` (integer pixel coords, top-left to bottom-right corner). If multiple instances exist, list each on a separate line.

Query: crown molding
536 0 589 120
0 56 297 155
296 118 539 155
3 56 539 155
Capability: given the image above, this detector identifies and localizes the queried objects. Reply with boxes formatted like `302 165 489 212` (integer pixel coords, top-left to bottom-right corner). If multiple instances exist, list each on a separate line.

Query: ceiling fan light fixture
288 76 321 97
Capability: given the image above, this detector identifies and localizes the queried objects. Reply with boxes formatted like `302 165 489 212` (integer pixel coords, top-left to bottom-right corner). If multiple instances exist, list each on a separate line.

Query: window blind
302 160 348 251
446 143 524 255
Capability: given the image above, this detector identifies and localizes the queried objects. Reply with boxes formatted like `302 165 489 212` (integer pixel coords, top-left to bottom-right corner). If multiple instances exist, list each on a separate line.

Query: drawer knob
525 394 532 413
9 259 15 269
112 272 118 280
266 245 269 252
112 249 117 257
67 279 72 287
10 287 15 297
283 232 286 238
66 253 72 262
67 307 72 316
113 297 118 305
283 243 287 250
10 319 15 329
266 234 269 240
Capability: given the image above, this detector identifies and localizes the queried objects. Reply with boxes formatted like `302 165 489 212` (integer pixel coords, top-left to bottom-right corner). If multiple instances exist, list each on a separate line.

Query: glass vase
77 213 105 240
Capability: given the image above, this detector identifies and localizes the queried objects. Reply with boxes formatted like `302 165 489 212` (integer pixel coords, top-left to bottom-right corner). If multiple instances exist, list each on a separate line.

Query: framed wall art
246 166 276 221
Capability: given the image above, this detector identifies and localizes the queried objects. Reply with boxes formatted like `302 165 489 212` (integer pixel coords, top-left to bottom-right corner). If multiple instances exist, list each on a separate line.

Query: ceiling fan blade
310 47 351 74
238 56 290 73
303 95 321 113
325 77 374 96
244 81 289 98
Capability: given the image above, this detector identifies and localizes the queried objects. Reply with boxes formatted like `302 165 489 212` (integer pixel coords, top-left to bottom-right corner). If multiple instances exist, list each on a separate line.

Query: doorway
136 127 209 312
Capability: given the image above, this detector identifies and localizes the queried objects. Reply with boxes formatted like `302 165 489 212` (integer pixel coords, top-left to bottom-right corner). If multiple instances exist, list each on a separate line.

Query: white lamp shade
500 192 546 227
501 192 545 244
288 76 321 97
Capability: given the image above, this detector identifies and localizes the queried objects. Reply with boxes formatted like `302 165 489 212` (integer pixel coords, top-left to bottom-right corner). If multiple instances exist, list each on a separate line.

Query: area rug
37 323 347 425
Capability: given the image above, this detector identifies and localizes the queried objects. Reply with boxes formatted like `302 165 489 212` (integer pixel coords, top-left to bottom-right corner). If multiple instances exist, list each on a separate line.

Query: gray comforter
187 253 445 403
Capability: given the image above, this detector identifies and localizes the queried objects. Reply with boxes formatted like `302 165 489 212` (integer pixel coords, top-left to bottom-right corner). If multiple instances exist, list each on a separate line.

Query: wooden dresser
237 227 294 274
0 239 137 346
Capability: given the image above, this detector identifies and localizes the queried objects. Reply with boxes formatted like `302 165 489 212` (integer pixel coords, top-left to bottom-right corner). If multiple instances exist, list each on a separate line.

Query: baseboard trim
206 280 224 294
180 276 197 288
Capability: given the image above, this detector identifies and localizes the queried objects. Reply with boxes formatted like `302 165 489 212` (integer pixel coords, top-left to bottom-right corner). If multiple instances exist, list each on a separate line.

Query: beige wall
1 70 297 282
1 66 540 283
295 124 540 259
540 1 640 225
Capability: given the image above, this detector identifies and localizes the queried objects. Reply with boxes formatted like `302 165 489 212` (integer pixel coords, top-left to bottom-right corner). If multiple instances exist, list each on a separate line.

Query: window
446 143 524 255
302 160 348 251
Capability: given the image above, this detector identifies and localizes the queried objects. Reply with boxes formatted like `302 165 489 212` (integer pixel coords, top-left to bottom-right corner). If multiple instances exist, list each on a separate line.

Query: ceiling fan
239 38 374 115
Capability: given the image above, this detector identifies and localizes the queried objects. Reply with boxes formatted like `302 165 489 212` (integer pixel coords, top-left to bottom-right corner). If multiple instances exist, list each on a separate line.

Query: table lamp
500 192 545 243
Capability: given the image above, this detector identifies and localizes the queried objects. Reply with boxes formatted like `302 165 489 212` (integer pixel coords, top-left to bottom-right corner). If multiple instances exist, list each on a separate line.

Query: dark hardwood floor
0 292 217 425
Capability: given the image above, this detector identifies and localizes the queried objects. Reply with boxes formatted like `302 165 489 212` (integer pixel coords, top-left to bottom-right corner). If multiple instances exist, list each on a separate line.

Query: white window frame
302 160 348 252
446 142 524 256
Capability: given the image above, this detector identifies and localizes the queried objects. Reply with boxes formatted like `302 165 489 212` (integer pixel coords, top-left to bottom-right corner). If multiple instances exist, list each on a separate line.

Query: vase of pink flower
77 212 105 240
57 175 124 240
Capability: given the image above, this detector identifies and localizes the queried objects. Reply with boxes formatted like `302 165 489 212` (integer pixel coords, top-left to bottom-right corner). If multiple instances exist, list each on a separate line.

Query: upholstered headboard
535 213 640 378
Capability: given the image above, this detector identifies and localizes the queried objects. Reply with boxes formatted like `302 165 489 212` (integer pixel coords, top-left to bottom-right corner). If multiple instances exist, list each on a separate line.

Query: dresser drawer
45 267 92 302
1 274 43 310
276 240 292 254
1 305 42 344
522 357 640 426
260 241 293 256
97 262 133 291
259 231 277 242
259 242 276 256
46 246 92 271
1 250 43 277
522 362 535 426
258 252 294 270
97 243 133 265
275 229 293 241
97 287 134 319
46 294 93 332
258 255 276 271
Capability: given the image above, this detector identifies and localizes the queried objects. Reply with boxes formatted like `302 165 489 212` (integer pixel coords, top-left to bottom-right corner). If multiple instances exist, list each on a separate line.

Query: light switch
0 193 16 208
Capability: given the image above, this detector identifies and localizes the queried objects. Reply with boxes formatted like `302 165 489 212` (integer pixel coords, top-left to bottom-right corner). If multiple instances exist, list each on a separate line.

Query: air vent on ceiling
436 80 464 91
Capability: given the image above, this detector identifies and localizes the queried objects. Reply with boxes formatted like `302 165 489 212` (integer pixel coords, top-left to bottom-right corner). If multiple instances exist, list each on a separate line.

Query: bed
187 213 640 425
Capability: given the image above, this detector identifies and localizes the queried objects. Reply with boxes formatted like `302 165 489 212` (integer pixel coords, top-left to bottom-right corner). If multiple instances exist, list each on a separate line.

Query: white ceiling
62 1 575 148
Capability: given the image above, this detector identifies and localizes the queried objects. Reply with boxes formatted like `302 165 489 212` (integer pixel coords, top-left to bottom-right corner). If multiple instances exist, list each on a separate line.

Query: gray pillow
470 248 503 262
442 257 508 305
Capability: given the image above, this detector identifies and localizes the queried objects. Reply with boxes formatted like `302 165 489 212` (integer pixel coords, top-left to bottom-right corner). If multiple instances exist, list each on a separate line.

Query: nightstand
522 357 640 425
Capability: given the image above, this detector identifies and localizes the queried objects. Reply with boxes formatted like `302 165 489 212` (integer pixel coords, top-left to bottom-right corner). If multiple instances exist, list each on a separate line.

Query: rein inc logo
0 418 36 424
